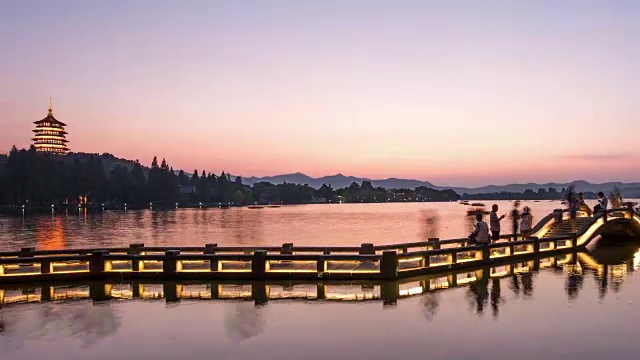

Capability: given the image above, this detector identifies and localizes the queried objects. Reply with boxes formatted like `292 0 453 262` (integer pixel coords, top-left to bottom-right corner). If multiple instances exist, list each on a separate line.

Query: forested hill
65 152 149 176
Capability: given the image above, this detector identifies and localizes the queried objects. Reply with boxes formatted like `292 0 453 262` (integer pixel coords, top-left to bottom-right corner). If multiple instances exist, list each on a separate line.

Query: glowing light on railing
398 257 423 263
576 217 605 246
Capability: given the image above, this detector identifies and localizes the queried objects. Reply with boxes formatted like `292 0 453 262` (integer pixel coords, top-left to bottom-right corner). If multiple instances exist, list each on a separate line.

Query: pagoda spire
48 97 53 115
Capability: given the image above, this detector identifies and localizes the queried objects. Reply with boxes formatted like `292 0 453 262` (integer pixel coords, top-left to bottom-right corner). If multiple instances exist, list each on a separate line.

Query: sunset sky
1 0 639 187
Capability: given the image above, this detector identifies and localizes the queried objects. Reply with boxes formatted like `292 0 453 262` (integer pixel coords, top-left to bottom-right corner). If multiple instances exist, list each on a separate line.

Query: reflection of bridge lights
634 249 640 270
611 264 627 280
399 286 423 296
565 263 582 275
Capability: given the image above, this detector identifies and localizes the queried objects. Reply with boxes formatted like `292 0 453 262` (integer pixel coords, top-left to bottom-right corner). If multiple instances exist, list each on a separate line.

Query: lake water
1 201 639 360
0 200 570 250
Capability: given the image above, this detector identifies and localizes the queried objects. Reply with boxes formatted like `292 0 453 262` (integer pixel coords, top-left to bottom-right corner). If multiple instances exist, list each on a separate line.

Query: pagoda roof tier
32 138 69 143
34 114 67 127
32 129 68 135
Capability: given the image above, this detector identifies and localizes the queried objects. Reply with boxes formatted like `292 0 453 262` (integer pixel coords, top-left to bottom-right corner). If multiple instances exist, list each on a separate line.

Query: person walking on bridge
490 204 506 241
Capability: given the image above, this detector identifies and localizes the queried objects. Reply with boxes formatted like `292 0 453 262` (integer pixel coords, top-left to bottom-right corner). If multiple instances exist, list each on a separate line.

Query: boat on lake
467 207 489 216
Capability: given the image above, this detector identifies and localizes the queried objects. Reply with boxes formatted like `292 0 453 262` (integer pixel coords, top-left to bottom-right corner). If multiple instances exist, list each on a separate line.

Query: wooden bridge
0 208 638 284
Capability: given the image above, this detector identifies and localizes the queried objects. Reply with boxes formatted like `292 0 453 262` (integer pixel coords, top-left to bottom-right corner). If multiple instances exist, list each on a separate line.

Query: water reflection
0 201 564 250
0 297 120 350
422 292 439 321
37 216 65 250
419 210 439 240
0 242 638 347
224 303 265 342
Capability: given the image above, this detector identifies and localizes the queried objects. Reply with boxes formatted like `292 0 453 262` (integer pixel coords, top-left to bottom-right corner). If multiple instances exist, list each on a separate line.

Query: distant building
32 99 69 154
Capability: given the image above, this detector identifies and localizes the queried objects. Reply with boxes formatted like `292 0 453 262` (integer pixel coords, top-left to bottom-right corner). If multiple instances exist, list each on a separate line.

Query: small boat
267 205 281 208
460 201 469 205
470 203 485 207
247 202 265 209
467 208 489 216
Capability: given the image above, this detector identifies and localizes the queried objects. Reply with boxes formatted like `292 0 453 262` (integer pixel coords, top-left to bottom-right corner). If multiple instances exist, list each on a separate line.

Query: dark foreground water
1 244 639 360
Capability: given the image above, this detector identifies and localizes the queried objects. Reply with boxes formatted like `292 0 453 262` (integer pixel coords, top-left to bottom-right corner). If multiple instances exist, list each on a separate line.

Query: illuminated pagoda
32 98 69 154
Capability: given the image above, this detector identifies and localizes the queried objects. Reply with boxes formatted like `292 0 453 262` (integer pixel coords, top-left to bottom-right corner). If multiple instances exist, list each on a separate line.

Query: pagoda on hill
32 99 69 154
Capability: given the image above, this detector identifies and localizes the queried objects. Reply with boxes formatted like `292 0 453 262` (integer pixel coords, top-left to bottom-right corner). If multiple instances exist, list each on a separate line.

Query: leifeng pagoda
32 99 69 154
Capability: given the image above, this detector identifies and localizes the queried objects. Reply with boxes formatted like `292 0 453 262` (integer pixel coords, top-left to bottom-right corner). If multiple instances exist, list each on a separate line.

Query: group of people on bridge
467 189 632 246
468 201 532 245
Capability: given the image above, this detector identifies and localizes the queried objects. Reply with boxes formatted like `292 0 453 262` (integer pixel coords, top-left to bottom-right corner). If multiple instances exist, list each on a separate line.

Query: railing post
19 247 35 258
422 254 430 268
448 250 458 265
317 256 326 274
89 250 107 277
381 251 398 280
252 250 267 280
205 244 218 271
163 250 180 276
359 243 375 255
128 243 144 271
482 245 490 261
429 238 441 250
40 259 51 274
281 243 294 255
571 232 578 247
532 237 540 253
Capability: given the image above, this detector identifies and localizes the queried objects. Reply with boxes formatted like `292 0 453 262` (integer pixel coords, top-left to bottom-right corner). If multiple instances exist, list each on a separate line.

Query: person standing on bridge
566 188 579 232
520 206 533 239
490 204 506 241
511 201 521 241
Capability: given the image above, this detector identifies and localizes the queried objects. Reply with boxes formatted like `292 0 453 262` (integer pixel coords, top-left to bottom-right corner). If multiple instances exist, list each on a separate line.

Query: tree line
461 188 598 201
0 147 460 209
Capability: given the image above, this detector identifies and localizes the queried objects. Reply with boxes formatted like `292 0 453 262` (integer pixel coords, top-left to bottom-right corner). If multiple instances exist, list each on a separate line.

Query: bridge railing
0 233 580 283
0 251 580 307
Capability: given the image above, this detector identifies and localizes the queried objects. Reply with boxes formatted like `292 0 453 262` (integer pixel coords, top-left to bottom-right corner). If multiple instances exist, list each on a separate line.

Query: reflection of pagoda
32 99 69 154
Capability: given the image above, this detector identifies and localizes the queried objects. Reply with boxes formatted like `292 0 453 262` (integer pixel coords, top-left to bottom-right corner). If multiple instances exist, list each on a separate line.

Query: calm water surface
1 251 639 360
1 201 639 359
0 200 569 250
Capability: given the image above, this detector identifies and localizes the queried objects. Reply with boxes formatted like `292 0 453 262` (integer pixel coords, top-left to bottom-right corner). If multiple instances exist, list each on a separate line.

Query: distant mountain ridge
243 172 436 190
243 173 640 197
